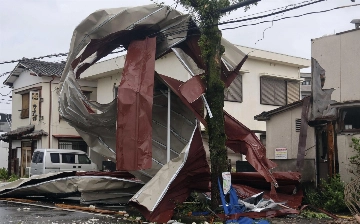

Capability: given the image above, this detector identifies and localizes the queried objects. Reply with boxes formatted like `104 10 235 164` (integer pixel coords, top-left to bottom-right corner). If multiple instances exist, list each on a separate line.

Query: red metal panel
179 74 206 103
116 37 156 171
130 127 211 223
224 111 278 186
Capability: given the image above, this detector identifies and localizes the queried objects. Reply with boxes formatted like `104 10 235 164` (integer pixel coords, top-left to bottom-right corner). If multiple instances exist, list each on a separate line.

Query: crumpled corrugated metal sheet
116 37 156 171
310 58 337 120
59 5 195 159
224 112 278 186
57 4 280 222
159 74 278 187
129 125 210 222
0 172 143 204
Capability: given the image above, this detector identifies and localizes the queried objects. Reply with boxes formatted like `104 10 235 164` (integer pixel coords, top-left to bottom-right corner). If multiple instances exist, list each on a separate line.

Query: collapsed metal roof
57 4 281 222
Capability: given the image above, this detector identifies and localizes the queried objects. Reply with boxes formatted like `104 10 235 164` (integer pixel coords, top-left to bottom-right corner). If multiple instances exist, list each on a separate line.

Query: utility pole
178 0 260 209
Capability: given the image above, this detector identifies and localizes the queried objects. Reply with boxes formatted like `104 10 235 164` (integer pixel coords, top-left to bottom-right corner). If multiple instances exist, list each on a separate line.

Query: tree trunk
200 24 228 210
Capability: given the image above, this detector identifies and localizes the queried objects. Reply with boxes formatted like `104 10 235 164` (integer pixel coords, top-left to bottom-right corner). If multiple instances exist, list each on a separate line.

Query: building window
21 93 30 119
260 135 266 148
260 77 299 106
340 107 360 132
296 119 301 132
82 91 92 100
59 140 88 153
224 75 242 102
114 85 118 99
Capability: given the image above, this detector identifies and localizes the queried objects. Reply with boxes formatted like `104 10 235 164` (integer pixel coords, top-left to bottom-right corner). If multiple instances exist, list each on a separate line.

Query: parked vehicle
30 149 98 176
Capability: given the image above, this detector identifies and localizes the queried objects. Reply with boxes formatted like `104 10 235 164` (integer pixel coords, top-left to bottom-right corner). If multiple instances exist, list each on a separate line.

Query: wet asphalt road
0 201 130 224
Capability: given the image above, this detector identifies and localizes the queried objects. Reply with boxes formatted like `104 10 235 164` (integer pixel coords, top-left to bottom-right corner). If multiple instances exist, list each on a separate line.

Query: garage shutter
287 81 300 104
261 77 286 106
224 75 242 102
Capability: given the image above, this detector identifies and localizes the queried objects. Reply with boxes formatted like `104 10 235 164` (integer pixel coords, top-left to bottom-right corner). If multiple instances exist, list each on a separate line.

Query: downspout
7 138 12 177
48 76 55 148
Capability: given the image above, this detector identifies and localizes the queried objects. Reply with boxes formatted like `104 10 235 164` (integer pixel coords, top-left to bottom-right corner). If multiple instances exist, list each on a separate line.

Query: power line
0 91 11 97
221 0 320 22
218 0 327 26
221 4 360 30
0 72 11 78
0 53 68 65
0 46 126 65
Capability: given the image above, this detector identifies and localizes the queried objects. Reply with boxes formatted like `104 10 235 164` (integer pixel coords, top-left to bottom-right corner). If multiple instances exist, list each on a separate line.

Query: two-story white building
1 59 97 176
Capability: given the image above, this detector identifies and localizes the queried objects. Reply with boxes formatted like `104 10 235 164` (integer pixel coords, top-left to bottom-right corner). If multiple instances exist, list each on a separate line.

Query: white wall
266 106 316 160
337 134 360 183
0 132 8 169
10 72 97 149
312 29 360 102
226 58 301 131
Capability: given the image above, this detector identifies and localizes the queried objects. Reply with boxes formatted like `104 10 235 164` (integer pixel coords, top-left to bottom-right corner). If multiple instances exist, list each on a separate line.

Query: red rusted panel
159 74 206 124
221 55 248 88
179 74 206 103
224 112 278 185
116 37 156 171
130 127 211 223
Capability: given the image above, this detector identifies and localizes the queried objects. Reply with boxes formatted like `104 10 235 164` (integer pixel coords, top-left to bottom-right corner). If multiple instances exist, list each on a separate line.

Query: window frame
58 139 88 153
78 154 91 164
260 77 300 106
339 107 360 133
61 153 76 164
21 93 30 119
224 74 243 103
50 153 60 163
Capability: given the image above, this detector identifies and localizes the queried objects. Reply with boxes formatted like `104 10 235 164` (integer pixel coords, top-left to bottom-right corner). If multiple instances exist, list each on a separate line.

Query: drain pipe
48 76 55 148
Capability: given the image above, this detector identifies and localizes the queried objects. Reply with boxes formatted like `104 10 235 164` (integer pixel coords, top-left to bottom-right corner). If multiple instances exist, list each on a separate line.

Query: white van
30 149 98 176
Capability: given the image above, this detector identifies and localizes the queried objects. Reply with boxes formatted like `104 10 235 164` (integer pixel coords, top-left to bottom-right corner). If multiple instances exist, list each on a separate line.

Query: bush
304 174 348 213
7 174 20 182
349 137 360 175
0 168 8 180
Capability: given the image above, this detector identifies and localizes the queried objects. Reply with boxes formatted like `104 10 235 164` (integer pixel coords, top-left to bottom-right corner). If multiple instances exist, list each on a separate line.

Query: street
0 201 130 224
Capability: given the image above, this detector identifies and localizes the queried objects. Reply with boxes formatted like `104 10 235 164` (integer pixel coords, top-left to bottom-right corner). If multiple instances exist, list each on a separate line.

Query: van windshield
32 152 44 163
78 154 91 164
32 152 39 163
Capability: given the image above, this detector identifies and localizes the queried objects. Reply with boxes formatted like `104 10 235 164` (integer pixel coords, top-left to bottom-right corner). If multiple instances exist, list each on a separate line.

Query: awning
3 124 34 137
52 135 82 139
0 125 48 142
22 130 48 138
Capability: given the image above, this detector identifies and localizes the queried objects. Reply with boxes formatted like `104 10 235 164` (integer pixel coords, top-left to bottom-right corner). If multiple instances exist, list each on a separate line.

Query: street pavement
0 201 132 224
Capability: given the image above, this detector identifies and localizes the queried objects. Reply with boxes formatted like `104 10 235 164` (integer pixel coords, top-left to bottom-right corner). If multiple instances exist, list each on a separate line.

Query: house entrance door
21 141 32 177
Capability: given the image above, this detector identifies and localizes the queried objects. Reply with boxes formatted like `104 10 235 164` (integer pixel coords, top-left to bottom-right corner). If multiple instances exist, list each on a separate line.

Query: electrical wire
221 4 360 30
218 0 327 26
0 91 11 97
221 0 321 22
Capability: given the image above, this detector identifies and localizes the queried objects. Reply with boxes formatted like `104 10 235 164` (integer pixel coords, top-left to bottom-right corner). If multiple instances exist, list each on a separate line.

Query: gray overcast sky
0 0 359 113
